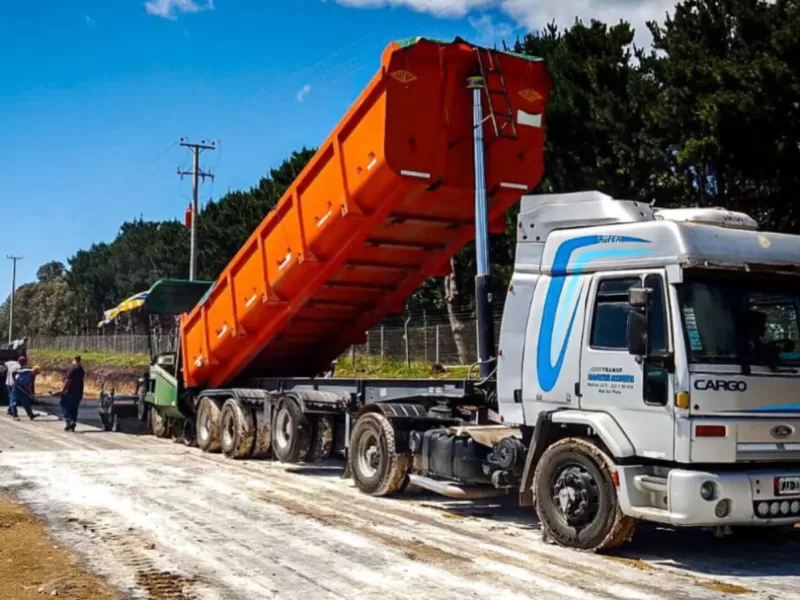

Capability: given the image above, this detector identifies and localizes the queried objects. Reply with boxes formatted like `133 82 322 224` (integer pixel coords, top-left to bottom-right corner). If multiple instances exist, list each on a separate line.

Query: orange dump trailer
180 36 551 389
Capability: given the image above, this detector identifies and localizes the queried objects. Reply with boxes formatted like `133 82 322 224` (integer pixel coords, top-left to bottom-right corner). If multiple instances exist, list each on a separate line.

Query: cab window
590 275 668 352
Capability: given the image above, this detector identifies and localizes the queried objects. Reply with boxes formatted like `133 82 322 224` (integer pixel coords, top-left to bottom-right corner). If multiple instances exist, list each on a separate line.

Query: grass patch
334 355 475 379
28 350 474 380
28 348 149 369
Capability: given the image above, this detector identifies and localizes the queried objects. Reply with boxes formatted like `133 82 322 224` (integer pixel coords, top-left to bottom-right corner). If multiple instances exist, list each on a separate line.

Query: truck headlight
700 481 716 501
714 499 731 518
791 501 800 514
780 501 790 515
757 502 769 516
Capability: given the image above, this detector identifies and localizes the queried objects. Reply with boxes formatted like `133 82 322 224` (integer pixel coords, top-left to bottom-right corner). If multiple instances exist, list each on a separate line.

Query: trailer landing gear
349 413 410 497
533 438 636 552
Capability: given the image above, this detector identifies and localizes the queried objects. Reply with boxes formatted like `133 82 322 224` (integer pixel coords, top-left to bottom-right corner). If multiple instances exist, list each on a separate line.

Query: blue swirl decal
536 235 653 393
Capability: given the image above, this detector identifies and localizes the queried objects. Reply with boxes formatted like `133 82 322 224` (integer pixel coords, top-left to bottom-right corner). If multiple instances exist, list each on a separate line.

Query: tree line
2 0 799 345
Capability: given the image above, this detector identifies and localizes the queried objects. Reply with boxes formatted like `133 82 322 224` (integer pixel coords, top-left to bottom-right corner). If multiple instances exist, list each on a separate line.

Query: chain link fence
28 313 500 366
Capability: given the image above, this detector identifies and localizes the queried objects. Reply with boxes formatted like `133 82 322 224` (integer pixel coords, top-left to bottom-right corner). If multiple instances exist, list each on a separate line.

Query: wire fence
27 316 499 365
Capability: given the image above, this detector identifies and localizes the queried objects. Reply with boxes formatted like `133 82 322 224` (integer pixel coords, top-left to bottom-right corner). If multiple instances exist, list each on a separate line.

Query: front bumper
619 466 800 527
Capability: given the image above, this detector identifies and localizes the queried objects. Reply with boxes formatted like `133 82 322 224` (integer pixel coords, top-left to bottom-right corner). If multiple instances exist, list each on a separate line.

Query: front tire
533 437 636 552
349 412 410 497
219 399 255 459
196 397 222 453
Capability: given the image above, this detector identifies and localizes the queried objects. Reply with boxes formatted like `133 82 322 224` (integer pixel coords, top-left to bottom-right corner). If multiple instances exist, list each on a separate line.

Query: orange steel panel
180 37 551 388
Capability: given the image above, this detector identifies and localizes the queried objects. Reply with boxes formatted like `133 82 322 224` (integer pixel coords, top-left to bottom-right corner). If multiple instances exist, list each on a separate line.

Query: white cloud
335 0 677 46
145 0 215 20
497 0 675 45
297 84 312 102
468 13 516 46
84 15 96 28
335 0 492 18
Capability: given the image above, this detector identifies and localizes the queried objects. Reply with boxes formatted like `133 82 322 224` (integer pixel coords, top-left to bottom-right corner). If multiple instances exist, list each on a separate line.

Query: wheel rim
275 407 292 450
356 430 381 478
199 409 211 442
551 462 600 528
222 413 235 449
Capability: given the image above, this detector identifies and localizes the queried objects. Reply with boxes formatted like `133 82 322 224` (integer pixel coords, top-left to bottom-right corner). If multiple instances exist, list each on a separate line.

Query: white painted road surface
0 399 797 600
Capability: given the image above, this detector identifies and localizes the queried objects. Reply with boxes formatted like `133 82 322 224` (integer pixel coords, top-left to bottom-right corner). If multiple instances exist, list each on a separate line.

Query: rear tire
219 399 255 459
196 397 222 453
349 412 410 497
149 407 169 439
272 399 312 463
534 437 636 552
306 415 334 463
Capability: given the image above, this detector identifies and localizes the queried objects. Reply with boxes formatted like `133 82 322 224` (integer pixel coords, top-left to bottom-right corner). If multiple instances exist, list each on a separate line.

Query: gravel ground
0 399 797 600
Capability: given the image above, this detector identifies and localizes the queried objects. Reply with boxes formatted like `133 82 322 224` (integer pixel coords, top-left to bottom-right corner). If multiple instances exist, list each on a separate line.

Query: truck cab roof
517 191 800 276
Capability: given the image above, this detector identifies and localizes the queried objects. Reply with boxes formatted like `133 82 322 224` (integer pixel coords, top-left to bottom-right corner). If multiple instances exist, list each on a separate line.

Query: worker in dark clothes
60 356 85 432
10 365 41 421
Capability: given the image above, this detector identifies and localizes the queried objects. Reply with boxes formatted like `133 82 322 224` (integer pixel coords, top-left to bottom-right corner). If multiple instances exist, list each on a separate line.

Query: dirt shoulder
0 491 122 600
27 351 143 397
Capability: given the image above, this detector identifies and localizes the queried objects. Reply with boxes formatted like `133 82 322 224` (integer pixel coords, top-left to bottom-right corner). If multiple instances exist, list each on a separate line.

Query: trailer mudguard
282 390 349 415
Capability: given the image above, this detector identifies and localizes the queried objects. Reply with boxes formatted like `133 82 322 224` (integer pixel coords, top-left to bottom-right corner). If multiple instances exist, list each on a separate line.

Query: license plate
775 476 800 496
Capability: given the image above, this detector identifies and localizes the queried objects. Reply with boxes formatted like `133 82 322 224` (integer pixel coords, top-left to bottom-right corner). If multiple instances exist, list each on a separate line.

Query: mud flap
519 411 557 507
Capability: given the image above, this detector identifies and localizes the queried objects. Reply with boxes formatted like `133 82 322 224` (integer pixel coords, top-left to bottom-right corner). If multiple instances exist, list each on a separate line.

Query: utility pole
178 138 215 280
6 255 22 344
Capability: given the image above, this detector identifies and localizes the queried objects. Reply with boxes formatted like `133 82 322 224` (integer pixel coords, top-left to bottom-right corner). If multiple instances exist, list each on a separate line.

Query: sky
0 0 677 304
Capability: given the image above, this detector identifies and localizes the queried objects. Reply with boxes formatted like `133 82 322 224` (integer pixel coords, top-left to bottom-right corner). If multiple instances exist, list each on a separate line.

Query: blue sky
0 0 671 302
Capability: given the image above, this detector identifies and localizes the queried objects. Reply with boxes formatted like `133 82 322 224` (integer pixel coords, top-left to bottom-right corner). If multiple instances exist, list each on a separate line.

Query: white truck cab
499 191 800 549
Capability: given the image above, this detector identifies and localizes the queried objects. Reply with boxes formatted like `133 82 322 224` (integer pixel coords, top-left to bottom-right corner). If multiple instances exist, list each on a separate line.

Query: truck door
579 269 675 461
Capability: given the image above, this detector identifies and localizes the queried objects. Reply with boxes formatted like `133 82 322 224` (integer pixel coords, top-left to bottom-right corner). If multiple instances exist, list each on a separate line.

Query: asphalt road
0 398 797 600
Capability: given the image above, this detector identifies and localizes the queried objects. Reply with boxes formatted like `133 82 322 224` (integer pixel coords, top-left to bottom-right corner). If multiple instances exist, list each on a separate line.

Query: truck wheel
349 412 410 497
272 399 312 463
534 437 636 552
220 399 255 459
306 415 334 463
149 408 170 439
196 398 222 453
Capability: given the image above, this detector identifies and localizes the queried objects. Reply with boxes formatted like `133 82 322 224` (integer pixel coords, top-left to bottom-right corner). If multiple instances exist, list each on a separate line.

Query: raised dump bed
180 36 552 388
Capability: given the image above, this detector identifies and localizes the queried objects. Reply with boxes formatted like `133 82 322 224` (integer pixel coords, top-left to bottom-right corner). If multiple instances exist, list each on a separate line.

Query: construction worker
10 364 40 421
60 356 85 432
4 355 25 416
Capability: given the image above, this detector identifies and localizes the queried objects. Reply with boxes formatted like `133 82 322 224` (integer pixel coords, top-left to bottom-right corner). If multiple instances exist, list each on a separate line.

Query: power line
6 255 22 343
178 138 216 280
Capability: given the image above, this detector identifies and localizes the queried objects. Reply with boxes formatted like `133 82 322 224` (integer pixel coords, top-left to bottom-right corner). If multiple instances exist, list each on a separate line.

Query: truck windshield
677 280 800 367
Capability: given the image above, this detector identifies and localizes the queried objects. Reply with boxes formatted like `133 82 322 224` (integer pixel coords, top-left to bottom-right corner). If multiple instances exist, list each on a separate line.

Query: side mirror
627 309 648 356
628 287 652 309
